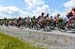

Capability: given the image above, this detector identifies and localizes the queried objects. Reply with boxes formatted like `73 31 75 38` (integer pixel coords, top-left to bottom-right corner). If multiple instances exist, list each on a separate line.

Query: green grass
0 32 41 49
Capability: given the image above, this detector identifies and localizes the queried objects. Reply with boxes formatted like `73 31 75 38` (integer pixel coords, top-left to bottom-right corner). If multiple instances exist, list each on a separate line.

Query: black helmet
72 8 75 11
41 12 44 16
57 14 60 16
46 13 49 17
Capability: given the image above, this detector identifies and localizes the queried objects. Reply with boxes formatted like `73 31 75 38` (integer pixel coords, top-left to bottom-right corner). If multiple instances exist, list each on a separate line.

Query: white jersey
64 16 69 22
64 16 75 22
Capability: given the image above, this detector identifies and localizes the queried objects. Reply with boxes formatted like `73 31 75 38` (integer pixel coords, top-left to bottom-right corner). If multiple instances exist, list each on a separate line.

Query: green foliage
59 18 63 23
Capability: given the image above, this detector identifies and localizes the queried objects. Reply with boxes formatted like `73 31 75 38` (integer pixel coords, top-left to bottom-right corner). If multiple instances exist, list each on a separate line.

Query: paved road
0 26 75 49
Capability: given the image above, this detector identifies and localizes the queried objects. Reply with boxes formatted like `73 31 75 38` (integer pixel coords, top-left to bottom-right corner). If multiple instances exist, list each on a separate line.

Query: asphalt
0 25 75 49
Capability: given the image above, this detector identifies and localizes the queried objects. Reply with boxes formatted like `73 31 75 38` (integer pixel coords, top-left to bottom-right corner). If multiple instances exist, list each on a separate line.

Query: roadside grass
0 32 41 49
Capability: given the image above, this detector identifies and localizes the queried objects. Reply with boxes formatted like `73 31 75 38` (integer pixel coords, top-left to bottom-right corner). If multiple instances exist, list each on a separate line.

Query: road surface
0 26 75 49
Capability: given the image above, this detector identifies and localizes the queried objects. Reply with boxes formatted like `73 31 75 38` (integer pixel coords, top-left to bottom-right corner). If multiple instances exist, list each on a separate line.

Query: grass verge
0 32 41 49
